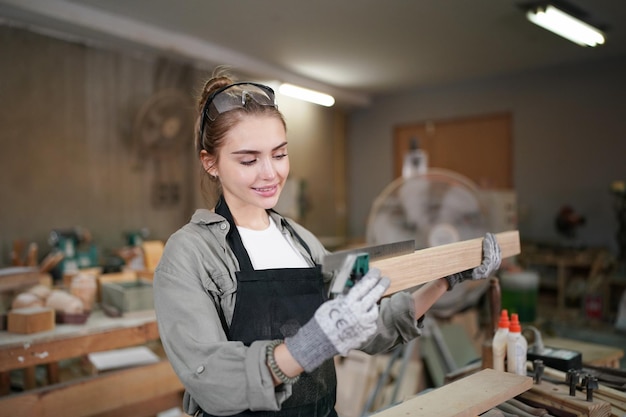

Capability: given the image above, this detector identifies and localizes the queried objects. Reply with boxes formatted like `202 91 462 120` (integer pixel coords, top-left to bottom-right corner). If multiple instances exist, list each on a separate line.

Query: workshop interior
1 0 626 416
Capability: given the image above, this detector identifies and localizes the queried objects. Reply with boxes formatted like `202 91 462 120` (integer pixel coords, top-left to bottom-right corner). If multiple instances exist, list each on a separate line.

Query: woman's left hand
445 233 502 290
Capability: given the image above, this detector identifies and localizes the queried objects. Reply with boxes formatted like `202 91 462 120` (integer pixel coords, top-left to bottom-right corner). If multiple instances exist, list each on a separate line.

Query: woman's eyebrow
231 141 288 155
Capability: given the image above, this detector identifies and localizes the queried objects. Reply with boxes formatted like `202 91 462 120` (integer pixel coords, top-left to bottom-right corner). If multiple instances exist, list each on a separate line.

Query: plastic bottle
492 309 510 372
506 313 528 375
402 137 428 179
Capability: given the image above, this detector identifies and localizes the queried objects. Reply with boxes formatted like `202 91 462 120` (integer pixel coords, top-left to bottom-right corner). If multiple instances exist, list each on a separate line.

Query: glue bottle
506 313 527 375
492 309 509 372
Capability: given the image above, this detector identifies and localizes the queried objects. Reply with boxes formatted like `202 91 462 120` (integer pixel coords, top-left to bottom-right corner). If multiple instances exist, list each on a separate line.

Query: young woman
153 73 501 417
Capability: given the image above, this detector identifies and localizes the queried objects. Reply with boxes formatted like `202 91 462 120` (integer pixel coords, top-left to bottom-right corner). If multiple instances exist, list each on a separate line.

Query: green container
500 271 539 323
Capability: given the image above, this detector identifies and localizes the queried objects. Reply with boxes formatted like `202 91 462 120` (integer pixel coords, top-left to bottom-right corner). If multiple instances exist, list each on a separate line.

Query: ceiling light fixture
278 83 335 107
526 4 605 47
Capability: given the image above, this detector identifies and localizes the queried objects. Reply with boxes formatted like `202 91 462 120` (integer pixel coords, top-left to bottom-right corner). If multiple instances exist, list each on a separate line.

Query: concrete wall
348 56 626 255
0 26 346 266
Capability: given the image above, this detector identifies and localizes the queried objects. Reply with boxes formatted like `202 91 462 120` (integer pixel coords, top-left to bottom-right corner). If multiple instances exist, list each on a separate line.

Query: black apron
203 197 337 417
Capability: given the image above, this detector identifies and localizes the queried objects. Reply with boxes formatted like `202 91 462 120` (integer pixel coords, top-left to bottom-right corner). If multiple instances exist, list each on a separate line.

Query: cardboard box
7 306 55 334
101 279 154 313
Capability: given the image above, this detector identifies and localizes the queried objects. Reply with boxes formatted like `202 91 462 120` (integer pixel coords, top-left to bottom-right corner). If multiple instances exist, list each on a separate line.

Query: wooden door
393 113 513 188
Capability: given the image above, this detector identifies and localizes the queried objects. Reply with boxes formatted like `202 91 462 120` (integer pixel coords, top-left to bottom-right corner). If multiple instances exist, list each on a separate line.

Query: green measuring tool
324 240 414 297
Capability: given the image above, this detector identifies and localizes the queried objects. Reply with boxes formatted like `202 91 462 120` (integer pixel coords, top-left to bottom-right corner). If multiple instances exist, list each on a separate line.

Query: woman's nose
258 158 276 179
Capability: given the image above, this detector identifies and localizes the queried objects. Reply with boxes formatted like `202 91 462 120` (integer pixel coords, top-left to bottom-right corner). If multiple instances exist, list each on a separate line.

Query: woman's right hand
285 268 389 372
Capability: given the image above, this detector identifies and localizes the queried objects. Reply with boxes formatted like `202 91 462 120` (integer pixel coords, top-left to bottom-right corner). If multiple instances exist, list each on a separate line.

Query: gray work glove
445 232 502 291
285 268 390 372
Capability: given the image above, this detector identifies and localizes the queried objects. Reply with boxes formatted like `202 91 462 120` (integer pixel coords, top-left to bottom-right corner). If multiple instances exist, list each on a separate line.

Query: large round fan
366 168 489 249
132 89 194 207
366 168 491 314
133 89 193 158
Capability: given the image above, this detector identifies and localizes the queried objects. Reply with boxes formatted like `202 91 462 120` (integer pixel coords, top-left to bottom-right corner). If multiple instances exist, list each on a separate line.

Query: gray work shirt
153 209 422 416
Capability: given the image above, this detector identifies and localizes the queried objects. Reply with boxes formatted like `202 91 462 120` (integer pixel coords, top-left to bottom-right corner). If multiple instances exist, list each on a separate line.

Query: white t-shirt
237 216 309 269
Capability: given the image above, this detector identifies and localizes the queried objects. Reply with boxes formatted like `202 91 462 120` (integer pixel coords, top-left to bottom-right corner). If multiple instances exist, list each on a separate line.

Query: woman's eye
241 159 256 166
274 153 288 160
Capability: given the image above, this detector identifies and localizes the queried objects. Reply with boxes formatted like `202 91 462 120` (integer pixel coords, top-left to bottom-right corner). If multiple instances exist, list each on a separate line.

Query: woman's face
208 115 289 212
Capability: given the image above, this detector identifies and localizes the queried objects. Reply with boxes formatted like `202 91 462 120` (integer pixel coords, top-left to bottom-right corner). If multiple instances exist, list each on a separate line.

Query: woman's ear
200 150 218 176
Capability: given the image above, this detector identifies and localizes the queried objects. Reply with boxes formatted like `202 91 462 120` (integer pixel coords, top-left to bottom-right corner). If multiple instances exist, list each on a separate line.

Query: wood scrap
372 230 520 296
539 365 626 417
592 392 626 417
7 307 55 334
69 273 97 311
11 293 44 309
520 378 611 417
45 290 84 314
496 399 549 417
504 397 553 416
141 240 164 271
10 241 39 268
25 284 52 300
0 267 41 293
38 251 64 273
25 243 38 267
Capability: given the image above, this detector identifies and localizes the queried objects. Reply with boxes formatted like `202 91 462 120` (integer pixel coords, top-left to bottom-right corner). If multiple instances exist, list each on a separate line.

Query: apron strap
271 211 314 261
215 195 255 271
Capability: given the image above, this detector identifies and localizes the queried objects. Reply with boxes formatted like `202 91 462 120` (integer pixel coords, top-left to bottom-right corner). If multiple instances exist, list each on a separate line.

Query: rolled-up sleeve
360 291 423 355
154 231 292 416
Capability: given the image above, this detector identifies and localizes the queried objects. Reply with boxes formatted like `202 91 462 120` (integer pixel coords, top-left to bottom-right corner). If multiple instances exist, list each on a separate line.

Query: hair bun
198 76 233 111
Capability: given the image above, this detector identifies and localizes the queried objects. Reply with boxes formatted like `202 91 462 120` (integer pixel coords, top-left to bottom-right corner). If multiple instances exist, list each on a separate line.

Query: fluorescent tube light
526 4 605 47
278 83 335 107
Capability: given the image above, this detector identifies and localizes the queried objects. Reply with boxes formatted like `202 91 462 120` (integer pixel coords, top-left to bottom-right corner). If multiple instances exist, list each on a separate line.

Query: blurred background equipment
554 204 586 242
610 180 626 264
120 228 151 271
366 146 517 314
48 227 98 282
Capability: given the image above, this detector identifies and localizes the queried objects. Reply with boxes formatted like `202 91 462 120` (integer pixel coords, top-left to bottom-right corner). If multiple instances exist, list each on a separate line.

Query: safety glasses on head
199 82 277 138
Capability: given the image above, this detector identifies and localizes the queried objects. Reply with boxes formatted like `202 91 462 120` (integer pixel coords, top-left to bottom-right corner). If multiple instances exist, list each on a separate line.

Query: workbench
0 309 184 417
544 336 624 369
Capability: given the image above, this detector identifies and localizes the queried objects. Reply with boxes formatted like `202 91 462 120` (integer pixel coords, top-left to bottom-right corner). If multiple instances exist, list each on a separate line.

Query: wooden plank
90 391 184 417
0 360 184 417
372 230 520 296
371 368 532 417
0 320 159 372
141 240 164 271
0 267 41 292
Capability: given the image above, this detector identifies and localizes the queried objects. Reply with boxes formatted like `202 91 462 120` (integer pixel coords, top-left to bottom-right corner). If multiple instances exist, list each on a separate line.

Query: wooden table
519 244 609 314
0 309 184 417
